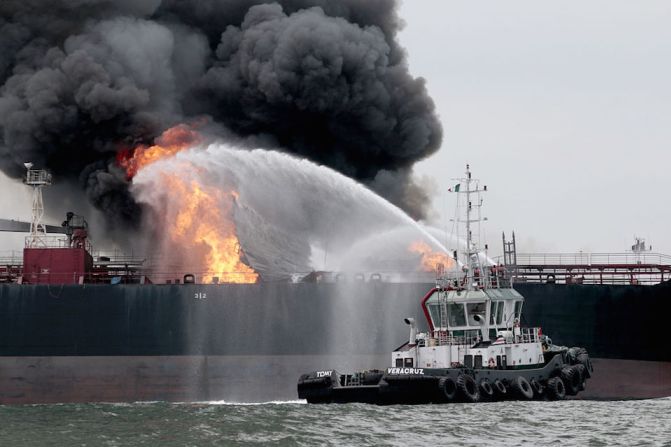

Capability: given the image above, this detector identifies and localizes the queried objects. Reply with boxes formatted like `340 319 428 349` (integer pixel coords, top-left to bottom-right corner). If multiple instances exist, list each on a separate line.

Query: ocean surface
0 398 669 447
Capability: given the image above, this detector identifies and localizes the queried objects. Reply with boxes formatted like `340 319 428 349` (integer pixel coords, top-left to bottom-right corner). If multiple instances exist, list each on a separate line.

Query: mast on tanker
23 162 52 248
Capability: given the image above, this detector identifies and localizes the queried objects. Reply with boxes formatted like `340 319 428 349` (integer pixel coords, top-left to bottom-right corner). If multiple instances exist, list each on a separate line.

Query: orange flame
120 124 257 284
409 241 455 273
164 174 258 284
117 124 202 179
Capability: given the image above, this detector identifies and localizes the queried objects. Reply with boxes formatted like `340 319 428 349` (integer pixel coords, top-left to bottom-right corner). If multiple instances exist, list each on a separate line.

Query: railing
494 251 671 285
0 266 448 285
510 252 671 267
0 250 23 265
518 327 541 344
341 373 362 387
426 327 541 347
23 235 92 252
431 332 479 346
25 169 52 185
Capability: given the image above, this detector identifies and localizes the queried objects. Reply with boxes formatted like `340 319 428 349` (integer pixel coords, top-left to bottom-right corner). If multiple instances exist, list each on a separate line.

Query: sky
1 1 670 258
399 0 671 256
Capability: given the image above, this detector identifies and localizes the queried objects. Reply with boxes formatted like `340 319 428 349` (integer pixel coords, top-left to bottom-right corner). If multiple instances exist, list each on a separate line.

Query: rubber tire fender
546 377 566 400
576 353 593 378
573 364 587 391
511 376 534 400
439 377 458 401
530 378 544 397
479 379 495 399
561 366 581 396
457 374 481 403
493 379 507 397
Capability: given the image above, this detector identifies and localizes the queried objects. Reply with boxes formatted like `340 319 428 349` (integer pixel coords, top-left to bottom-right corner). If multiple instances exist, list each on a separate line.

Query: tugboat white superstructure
298 165 593 404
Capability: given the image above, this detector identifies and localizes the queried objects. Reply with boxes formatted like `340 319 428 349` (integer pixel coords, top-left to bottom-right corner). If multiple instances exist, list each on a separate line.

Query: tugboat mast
451 164 487 290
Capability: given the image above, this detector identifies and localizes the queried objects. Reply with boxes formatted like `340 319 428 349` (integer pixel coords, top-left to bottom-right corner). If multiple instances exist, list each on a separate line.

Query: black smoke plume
0 0 442 225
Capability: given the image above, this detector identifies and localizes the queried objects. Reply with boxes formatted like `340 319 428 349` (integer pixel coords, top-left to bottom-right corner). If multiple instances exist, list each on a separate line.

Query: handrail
496 252 671 267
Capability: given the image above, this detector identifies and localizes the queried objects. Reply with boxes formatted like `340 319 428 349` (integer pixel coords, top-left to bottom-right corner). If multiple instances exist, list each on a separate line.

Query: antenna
23 162 52 248
450 164 488 290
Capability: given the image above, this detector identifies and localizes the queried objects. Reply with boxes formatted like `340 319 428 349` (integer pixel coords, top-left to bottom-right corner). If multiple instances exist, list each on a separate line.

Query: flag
448 183 460 192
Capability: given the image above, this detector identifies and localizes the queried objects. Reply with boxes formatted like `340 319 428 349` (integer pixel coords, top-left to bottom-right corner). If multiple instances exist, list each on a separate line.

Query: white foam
194 399 307 406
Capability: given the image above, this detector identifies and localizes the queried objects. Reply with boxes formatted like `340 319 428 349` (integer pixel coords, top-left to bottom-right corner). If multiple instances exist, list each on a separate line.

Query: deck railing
494 251 671 285
511 252 671 267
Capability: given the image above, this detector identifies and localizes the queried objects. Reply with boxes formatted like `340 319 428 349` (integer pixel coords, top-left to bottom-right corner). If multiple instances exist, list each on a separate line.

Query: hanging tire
493 379 507 398
566 348 579 364
457 374 481 403
511 376 534 400
479 379 495 400
546 377 566 400
576 353 593 378
561 366 581 395
439 377 458 401
530 378 544 397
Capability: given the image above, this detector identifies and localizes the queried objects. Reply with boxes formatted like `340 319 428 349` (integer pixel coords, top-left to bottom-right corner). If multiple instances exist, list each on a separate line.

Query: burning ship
0 162 669 404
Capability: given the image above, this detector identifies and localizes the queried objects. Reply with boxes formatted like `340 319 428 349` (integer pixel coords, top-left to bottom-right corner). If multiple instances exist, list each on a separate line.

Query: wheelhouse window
514 301 523 320
496 302 504 325
466 302 486 326
489 301 500 325
427 304 444 329
447 302 466 327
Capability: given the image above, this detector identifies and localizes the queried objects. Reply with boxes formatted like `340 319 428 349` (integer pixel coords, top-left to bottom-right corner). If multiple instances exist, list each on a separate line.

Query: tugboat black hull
298 352 593 405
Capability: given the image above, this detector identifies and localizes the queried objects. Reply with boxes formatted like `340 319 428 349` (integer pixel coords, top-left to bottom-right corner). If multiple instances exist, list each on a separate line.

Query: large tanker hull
0 281 669 403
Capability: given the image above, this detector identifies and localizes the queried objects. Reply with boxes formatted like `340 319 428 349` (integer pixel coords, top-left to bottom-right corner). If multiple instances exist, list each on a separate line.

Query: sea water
1 398 669 446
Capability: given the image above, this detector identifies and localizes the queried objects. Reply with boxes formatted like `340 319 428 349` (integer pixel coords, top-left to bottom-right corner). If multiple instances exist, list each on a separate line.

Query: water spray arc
131 143 452 281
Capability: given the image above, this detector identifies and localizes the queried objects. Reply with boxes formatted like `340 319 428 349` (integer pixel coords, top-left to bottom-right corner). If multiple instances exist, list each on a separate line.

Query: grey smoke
0 0 442 225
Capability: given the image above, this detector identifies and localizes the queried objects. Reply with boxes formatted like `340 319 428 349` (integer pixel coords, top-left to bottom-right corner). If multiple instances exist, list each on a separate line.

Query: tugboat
297 165 594 404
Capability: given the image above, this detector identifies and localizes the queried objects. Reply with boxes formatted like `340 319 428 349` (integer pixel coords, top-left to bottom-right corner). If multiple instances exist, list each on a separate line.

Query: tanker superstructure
0 167 669 404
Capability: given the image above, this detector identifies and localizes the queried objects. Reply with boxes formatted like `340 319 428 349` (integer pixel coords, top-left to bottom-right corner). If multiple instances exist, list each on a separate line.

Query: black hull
0 281 670 403
516 282 671 362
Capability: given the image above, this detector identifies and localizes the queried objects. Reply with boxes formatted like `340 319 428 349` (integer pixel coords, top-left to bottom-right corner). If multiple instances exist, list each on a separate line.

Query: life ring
488 357 496 368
